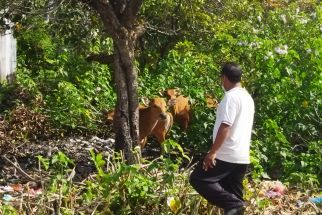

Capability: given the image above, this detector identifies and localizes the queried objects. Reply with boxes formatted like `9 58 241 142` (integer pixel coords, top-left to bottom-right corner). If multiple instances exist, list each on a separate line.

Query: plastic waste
167 196 181 214
0 186 14 193
296 200 304 208
265 180 286 198
2 194 14 201
266 190 283 198
309 196 322 205
28 187 43 197
10 184 23 192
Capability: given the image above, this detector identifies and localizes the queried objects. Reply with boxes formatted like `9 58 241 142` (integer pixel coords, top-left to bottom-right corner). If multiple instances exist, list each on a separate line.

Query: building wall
0 28 17 83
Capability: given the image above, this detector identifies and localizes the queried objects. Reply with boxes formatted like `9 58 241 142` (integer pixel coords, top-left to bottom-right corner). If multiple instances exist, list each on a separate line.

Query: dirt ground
0 136 163 182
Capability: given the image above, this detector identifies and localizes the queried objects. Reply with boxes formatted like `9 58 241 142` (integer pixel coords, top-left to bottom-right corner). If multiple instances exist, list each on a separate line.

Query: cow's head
165 88 180 100
148 97 167 120
164 89 181 107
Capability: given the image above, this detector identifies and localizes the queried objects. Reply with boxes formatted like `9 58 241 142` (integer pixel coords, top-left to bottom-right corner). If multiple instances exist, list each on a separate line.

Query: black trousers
189 158 248 210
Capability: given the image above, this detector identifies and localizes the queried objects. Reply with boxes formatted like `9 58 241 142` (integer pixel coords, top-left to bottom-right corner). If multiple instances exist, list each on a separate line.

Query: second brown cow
165 89 191 132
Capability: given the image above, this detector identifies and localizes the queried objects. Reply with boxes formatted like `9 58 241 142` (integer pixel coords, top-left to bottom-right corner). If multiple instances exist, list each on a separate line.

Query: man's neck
226 82 241 91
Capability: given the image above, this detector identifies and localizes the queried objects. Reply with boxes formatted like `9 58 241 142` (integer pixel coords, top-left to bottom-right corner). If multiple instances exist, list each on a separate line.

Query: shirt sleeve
220 94 239 126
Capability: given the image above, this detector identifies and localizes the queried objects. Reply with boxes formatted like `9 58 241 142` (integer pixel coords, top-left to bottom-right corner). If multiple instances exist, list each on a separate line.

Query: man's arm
203 123 231 171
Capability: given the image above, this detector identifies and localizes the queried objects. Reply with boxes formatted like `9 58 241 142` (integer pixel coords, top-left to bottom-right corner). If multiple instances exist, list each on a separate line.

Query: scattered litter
27 187 43 197
0 185 14 193
0 182 43 202
264 180 286 198
2 194 14 202
309 196 322 205
265 190 283 198
0 184 23 193
10 184 23 192
167 196 181 214
296 200 304 208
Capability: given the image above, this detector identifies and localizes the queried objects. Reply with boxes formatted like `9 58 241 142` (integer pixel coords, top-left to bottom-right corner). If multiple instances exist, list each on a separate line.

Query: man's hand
203 123 230 171
202 151 216 171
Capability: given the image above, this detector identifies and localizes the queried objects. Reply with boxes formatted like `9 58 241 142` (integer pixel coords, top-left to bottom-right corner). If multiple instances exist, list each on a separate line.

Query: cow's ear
158 91 163 96
158 88 165 97
140 97 149 107
164 89 170 97
175 88 181 96
165 89 174 97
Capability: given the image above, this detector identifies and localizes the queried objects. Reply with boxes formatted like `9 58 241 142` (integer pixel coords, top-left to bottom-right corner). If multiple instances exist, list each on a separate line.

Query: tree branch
5 0 65 17
146 23 180 36
133 23 145 40
80 0 124 37
122 0 143 26
110 0 127 17
3 156 37 181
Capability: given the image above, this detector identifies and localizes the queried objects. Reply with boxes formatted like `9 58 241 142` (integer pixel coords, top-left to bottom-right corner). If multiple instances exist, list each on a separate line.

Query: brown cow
104 97 172 149
138 98 172 148
150 111 173 147
165 89 191 132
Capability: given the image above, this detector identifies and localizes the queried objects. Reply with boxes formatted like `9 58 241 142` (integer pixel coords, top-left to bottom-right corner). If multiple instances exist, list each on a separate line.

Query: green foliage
1 1 322 215
284 140 322 188
38 151 74 191
2 151 210 214
86 150 193 214
139 0 322 186
250 144 270 180
10 16 116 134
1 0 321 188
139 41 220 152
0 205 18 215
163 139 191 161
1 150 320 214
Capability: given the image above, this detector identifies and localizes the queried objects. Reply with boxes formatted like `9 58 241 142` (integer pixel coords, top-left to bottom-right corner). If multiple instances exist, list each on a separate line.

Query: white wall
0 21 17 83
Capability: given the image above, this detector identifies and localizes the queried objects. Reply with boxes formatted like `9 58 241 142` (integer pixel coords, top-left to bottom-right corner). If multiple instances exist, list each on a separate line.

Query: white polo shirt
212 87 255 164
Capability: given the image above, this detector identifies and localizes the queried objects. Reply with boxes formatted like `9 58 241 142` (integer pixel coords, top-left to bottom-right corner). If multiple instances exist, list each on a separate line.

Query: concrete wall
0 27 17 83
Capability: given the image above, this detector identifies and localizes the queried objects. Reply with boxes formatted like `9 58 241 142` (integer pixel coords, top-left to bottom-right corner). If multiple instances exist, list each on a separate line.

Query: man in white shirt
190 63 255 215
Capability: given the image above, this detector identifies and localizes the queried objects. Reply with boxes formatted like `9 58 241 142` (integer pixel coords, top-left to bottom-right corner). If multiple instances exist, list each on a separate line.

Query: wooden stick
2 155 37 181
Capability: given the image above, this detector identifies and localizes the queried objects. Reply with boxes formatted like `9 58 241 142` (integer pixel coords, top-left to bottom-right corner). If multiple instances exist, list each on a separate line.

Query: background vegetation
0 0 321 214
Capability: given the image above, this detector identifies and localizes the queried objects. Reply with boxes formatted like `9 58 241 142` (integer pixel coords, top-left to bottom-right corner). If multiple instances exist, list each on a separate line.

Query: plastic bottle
309 196 322 204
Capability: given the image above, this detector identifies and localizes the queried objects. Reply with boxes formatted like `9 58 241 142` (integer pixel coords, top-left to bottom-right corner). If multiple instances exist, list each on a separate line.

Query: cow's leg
181 113 190 132
155 132 166 155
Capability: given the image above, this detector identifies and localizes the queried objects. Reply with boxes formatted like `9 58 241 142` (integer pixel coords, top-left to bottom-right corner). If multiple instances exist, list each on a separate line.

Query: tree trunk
113 35 139 164
81 0 143 164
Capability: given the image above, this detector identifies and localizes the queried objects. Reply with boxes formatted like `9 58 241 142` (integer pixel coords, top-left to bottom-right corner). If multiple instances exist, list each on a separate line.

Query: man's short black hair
221 62 242 83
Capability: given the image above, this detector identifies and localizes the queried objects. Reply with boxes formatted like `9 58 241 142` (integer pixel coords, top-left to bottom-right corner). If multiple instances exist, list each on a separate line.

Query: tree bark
81 0 143 164
113 36 138 164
